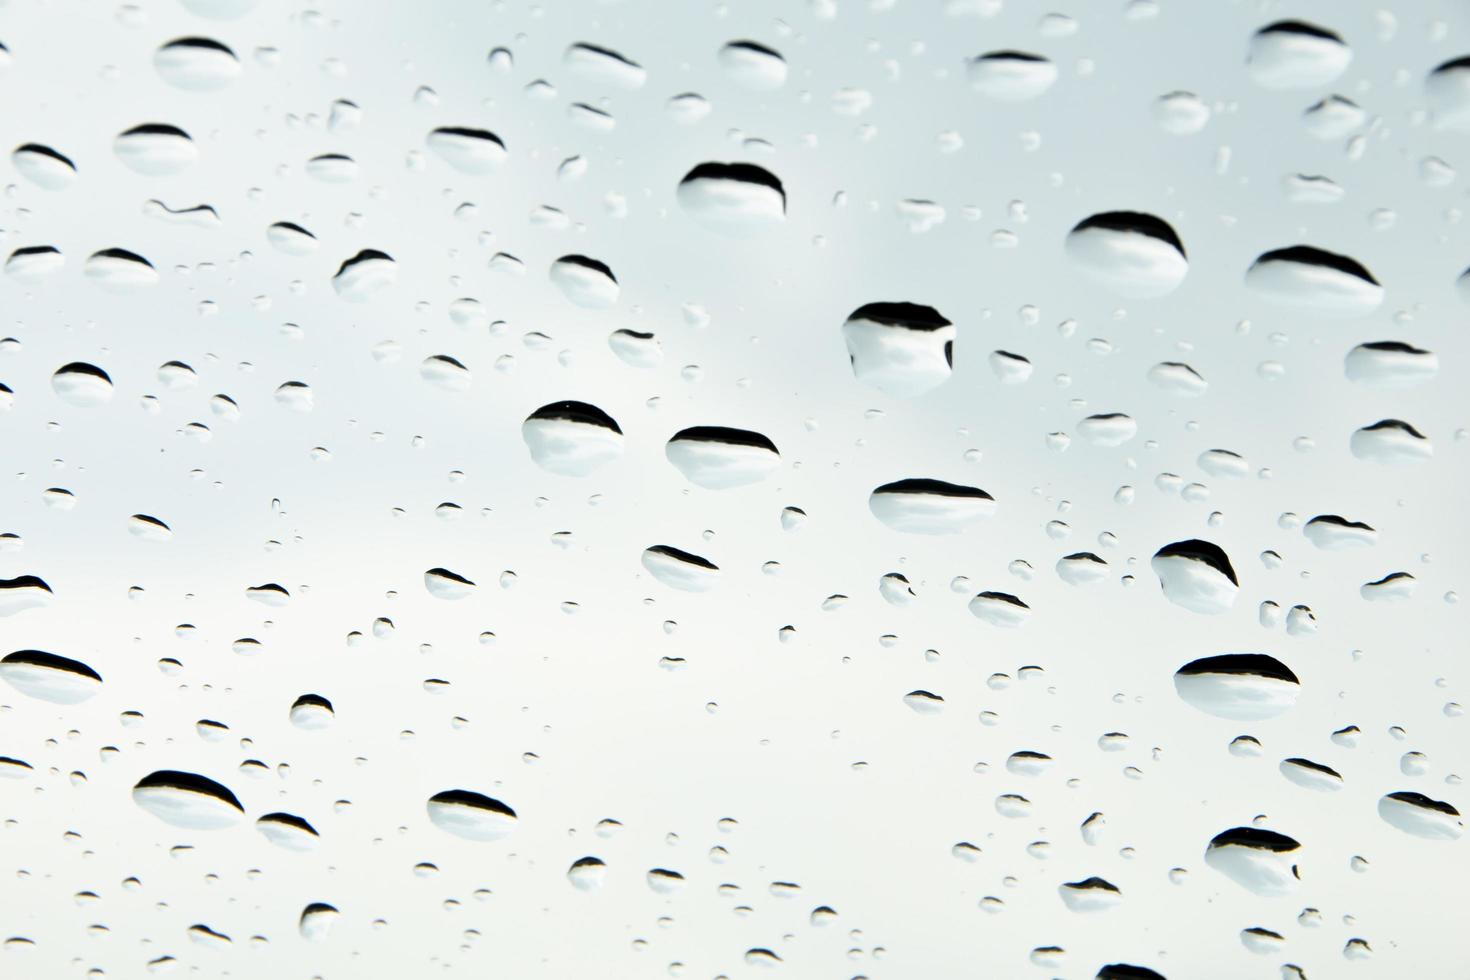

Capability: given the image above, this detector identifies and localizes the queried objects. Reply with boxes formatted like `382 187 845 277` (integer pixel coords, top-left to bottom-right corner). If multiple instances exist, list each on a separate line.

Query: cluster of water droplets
0 0 1466 977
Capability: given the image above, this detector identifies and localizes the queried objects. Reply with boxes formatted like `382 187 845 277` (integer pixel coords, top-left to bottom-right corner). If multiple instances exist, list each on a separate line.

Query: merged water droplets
1350 419 1432 464
1360 571 1416 602
1303 515 1376 550
1058 877 1122 912
332 249 397 301
1204 827 1301 896
1151 540 1238 614
0 575 53 616
842 302 954 397
1056 552 1109 586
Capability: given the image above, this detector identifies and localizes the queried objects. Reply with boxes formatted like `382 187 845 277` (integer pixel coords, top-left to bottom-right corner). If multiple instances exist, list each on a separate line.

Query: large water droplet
1066 212 1188 298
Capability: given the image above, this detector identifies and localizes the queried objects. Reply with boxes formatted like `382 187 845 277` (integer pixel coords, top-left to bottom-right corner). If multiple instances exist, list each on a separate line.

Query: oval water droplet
1173 654 1299 720
114 123 196 175
677 162 786 233
256 812 321 850
426 790 518 841
869 479 995 533
1244 246 1382 317
85 248 158 291
299 903 339 942
12 143 77 190
1344 342 1437 387
51 363 113 406
154 37 240 90
267 221 318 255
1066 212 1188 298
1279 757 1343 792
967 51 1057 101
1427 57 1470 131
564 42 646 89
1377 791 1463 840
665 426 780 489
641 545 720 592
1247 21 1351 89
426 127 508 173
0 650 101 703
522 401 623 476
424 567 477 600
567 856 607 891
132 770 244 829
718 40 786 90
549 255 619 309
6 245 65 281
289 694 334 730
968 591 1031 627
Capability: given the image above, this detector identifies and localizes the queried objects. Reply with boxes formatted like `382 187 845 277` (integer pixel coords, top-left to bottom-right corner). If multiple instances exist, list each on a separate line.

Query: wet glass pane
0 1 1466 976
